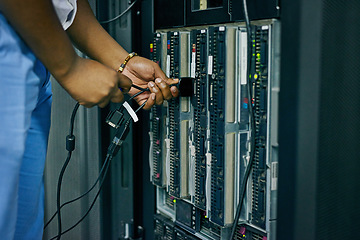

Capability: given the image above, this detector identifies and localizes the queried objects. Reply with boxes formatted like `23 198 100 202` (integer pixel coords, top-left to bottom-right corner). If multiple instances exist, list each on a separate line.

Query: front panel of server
148 20 280 240
191 29 209 211
149 33 168 188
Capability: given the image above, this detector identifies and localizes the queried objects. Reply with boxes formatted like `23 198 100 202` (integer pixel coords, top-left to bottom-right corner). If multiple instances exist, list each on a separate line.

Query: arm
67 0 179 110
0 0 131 108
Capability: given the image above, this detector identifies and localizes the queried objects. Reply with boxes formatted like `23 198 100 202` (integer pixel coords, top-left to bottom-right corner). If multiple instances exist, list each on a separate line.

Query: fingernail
151 94 155 100
149 82 155 87
171 87 177 93
155 78 162 84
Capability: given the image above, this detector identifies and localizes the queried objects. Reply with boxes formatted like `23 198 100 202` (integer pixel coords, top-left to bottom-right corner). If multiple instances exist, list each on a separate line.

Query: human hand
122 56 179 110
56 56 132 108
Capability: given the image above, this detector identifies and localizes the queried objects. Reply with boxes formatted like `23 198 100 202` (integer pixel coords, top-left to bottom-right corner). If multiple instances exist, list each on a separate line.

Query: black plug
106 110 124 129
106 104 133 129
107 121 131 156
170 77 194 97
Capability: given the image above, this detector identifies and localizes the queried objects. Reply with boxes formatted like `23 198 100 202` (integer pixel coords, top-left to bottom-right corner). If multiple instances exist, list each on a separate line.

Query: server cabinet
147 20 280 240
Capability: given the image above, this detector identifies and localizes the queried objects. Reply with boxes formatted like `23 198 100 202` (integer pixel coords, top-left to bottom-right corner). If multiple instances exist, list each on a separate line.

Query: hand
122 56 179 110
57 57 132 108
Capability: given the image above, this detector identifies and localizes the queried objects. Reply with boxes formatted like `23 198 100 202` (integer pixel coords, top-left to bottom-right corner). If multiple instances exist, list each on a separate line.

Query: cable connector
170 77 194 97
106 102 138 129
107 120 131 157
106 109 125 129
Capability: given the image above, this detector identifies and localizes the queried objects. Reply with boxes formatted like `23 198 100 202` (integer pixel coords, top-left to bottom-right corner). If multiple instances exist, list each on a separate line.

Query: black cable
129 82 180 101
135 100 147 113
55 103 80 240
69 103 80 136
50 154 113 240
229 0 256 238
49 76 143 237
131 84 149 92
99 0 138 24
128 83 150 102
50 118 132 239
55 152 71 240
50 81 148 238
129 89 146 101
50 110 133 239
44 152 111 229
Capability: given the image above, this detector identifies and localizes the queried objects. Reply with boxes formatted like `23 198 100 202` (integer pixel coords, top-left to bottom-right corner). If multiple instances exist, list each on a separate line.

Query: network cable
44 152 111 229
99 0 138 24
54 102 79 240
49 84 148 240
50 154 113 240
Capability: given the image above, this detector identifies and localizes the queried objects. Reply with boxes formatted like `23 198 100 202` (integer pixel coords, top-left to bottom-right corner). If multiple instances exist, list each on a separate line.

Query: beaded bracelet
117 52 138 73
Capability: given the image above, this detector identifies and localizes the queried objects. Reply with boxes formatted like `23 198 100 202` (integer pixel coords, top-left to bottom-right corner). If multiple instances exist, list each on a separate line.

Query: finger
143 93 156 110
166 78 180 98
110 88 125 104
154 78 172 100
170 85 179 98
80 102 96 108
97 97 111 108
117 71 132 93
148 81 164 105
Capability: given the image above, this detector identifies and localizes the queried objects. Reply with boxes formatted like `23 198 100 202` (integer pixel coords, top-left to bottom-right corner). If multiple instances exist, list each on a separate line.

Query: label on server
191 51 196 78
240 31 248 85
208 55 213 75
271 162 278 191
166 55 171 77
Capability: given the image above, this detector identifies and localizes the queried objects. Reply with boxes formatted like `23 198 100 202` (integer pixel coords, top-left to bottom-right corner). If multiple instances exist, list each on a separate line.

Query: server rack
147 19 280 240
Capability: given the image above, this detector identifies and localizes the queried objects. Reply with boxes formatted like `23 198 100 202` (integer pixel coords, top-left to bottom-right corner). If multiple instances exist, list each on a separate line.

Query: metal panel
277 0 322 239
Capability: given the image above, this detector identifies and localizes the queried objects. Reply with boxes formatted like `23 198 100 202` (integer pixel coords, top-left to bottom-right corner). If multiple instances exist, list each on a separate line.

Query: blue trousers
0 14 52 239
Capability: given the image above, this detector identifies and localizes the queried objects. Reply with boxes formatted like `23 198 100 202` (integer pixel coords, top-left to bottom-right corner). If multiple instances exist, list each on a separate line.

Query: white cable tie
123 101 139 122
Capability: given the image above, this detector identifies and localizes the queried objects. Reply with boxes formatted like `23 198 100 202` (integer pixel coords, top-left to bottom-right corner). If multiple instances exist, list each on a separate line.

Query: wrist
52 54 82 84
117 52 138 73
51 52 80 78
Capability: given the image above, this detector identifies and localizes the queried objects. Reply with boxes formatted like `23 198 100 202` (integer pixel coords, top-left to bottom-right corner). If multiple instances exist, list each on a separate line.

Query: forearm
66 0 128 70
0 0 78 80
